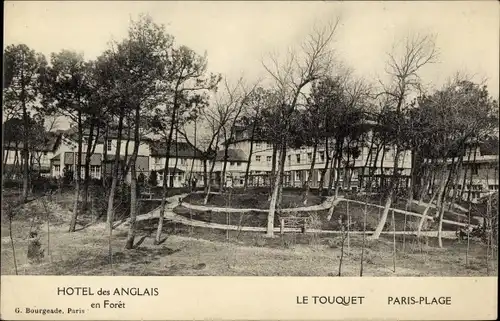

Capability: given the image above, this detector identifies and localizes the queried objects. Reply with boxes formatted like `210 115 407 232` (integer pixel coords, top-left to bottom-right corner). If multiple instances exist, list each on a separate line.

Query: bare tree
219 78 260 192
262 17 341 237
370 33 438 240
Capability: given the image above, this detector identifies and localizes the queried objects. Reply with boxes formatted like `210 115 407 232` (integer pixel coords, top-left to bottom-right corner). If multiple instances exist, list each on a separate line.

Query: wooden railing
279 216 312 234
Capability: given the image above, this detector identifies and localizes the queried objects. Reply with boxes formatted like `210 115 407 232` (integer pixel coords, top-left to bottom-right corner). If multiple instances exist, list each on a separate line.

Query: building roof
102 154 149 162
3 132 61 153
149 141 204 158
216 149 248 162
61 152 103 166
478 137 499 156
60 127 149 143
155 167 185 174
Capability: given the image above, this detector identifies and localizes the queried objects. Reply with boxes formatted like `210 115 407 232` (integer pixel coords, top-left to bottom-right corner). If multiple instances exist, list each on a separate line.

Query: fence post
280 218 285 235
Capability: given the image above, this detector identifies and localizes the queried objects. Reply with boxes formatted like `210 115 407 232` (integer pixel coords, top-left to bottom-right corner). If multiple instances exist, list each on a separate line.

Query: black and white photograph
2 0 499 279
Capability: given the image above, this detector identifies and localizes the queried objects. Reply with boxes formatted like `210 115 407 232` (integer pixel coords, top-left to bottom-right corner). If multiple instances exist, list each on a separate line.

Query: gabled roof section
3 132 61 153
216 149 248 162
63 152 102 166
149 141 204 158
60 127 149 142
479 137 499 156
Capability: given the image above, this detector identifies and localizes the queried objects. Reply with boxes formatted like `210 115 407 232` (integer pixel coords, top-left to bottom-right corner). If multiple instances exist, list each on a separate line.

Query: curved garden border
132 192 475 240
180 194 338 213
177 192 479 227
134 194 458 239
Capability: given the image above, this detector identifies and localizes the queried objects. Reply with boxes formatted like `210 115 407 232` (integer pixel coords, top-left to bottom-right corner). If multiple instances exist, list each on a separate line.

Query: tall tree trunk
437 157 457 248
69 110 83 232
106 113 124 232
204 153 219 205
122 123 133 182
302 140 318 205
20 63 30 202
102 123 109 187
359 136 375 190
460 145 473 200
449 150 465 211
333 140 344 198
220 128 230 192
318 138 330 195
417 186 439 237
204 137 220 205
125 105 142 250
203 158 208 192
3 142 11 169
188 118 197 189
418 158 434 203
155 104 179 244
267 143 285 237
366 143 382 193
370 144 402 240
343 140 351 190
13 145 20 177
327 140 340 195
268 144 278 200
277 147 286 208
466 145 478 203
243 121 257 190
406 148 416 209
379 144 387 190
82 122 95 211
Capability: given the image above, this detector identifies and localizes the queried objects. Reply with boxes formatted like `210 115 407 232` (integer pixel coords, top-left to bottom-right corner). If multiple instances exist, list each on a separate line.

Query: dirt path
180 196 338 213
135 195 457 239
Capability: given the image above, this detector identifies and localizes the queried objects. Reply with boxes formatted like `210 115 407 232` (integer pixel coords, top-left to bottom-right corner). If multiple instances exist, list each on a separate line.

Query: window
296 154 301 164
54 165 60 174
471 164 480 175
230 162 235 166
266 156 272 163
255 142 261 149
158 173 164 182
237 162 241 167
319 151 325 163
307 153 312 163
43 151 48 156
154 157 161 164
288 155 291 164
266 142 271 149
488 185 499 191
90 165 100 178
256 155 261 162
180 158 186 165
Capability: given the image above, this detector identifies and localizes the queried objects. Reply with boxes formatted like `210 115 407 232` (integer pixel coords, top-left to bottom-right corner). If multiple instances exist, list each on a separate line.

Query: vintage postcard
1 1 498 320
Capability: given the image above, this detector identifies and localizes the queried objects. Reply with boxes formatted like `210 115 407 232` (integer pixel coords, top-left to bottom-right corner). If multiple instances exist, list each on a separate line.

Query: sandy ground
1 192 497 276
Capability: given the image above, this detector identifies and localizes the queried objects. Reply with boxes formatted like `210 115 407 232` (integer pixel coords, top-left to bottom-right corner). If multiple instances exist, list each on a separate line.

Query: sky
4 1 500 130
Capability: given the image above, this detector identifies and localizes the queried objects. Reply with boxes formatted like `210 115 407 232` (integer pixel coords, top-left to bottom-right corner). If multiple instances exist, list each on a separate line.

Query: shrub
148 171 158 187
63 169 74 185
138 173 146 186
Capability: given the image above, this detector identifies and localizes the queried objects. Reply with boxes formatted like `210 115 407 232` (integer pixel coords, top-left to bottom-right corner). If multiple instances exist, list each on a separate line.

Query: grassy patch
183 189 323 209
2 188 496 277
173 198 456 232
